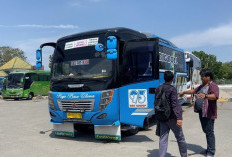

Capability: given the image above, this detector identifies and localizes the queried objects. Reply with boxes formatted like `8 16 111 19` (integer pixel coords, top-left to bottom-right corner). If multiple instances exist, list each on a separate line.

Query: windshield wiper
51 77 80 84
79 78 107 83
52 75 109 83
7 84 19 88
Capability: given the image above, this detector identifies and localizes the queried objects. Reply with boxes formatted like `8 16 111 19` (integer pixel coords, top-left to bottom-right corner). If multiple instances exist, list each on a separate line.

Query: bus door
175 73 188 105
119 39 159 128
192 69 201 89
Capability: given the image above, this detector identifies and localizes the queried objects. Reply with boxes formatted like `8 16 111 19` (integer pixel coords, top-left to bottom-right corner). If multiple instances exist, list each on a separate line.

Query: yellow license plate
67 112 82 119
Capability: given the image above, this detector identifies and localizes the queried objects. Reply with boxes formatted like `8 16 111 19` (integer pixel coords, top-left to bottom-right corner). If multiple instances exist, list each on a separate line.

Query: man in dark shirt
156 71 188 157
179 69 219 157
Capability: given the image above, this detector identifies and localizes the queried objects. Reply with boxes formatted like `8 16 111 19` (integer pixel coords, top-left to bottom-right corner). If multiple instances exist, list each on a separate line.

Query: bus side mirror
36 49 42 69
106 36 117 60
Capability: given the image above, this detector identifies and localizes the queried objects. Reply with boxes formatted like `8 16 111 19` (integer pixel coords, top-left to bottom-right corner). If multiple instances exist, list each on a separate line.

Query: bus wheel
126 125 139 136
143 118 149 131
28 93 34 100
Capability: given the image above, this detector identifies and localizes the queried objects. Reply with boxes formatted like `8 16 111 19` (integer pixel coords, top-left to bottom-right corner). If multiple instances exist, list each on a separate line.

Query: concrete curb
219 85 232 88
33 95 48 100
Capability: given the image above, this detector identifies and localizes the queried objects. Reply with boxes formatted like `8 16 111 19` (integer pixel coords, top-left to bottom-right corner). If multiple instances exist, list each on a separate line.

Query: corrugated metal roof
0 71 7 77
0 57 32 70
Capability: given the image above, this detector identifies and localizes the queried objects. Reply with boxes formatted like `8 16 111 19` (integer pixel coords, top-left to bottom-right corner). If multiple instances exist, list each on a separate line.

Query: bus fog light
50 112 56 117
57 100 63 111
97 113 107 119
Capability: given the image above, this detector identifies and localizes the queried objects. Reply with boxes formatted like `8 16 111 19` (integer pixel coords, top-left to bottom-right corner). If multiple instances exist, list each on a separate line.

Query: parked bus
185 51 201 103
0 77 3 95
2 70 50 100
36 28 187 140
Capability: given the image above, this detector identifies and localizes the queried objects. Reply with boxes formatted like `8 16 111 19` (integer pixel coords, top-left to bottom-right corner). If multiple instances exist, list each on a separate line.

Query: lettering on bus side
159 52 178 64
56 93 95 99
128 89 147 108
95 134 121 140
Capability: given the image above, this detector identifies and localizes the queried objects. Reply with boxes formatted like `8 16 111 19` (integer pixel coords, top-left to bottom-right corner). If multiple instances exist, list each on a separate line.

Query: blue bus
36 28 187 140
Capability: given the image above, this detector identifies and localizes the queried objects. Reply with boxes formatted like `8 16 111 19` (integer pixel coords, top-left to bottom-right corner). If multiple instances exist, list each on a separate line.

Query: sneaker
206 155 214 157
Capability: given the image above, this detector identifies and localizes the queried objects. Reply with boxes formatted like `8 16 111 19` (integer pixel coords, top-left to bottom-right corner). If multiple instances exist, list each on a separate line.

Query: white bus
185 51 201 103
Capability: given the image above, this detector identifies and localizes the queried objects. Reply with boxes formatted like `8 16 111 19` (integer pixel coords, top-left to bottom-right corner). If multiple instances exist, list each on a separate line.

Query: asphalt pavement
0 88 231 157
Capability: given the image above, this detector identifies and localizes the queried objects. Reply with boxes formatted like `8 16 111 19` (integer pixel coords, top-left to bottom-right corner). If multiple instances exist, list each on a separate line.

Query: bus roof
185 51 201 62
57 27 184 53
57 27 146 42
150 35 184 52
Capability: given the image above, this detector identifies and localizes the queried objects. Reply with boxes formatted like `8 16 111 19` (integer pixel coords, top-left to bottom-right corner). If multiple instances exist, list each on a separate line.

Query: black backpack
154 85 172 121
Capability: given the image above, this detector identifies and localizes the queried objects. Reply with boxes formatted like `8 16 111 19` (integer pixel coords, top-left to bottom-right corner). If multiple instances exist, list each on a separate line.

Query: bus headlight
48 92 56 110
57 100 63 111
99 90 114 111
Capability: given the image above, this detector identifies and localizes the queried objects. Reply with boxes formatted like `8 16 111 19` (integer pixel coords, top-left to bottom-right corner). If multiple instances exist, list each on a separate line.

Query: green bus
2 70 50 100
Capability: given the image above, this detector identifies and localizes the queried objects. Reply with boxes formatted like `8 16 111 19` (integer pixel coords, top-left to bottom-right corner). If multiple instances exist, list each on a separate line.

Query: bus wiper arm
79 78 107 83
51 77 80 84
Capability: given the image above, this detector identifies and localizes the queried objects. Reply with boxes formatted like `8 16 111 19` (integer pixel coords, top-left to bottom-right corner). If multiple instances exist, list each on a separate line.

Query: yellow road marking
217 98 228 102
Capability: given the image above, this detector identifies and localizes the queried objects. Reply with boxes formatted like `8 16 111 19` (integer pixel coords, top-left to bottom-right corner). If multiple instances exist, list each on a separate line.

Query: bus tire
125 125 139 136
28 93 34 100
143 118 149 131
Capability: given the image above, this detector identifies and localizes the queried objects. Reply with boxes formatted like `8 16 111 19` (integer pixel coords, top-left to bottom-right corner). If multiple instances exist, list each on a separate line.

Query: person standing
156 71 188 157
179 69 219 157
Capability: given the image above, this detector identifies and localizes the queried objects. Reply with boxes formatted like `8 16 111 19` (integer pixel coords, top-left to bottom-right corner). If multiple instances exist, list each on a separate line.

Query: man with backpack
155 71 188 157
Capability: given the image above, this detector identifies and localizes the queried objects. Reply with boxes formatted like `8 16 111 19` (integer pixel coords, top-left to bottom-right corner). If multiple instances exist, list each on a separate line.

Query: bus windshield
53 58 112 79
7 73 24 88
52 34 113 81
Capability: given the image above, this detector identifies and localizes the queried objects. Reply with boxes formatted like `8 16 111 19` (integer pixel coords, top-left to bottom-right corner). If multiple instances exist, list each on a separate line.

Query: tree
221 62 232 79
192 51 223 80
0 46 27 66
49 54 53 69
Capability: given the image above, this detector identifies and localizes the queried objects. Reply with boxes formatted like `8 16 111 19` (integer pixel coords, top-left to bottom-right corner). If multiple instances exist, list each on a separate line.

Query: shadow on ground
40 128 153 143
187 143 205 156
147 149 174 157
147 142 205 157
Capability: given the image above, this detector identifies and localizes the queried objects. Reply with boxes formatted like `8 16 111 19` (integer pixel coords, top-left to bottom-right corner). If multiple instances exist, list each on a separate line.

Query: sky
0 0 232 69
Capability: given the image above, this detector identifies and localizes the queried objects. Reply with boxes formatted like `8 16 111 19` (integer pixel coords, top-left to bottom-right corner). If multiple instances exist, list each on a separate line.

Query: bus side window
45 74 50 81
122 52 153 85
24 74 33 89
137 52 152 77
38 74 47 81
31 74 38 81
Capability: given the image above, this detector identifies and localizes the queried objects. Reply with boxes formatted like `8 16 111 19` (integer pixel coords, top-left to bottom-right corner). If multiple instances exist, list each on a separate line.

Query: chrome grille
58 99 95 112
